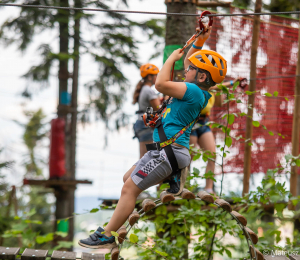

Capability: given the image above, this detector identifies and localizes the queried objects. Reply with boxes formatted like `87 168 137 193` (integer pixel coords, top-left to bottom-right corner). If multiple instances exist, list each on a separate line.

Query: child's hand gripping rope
170 10 213 81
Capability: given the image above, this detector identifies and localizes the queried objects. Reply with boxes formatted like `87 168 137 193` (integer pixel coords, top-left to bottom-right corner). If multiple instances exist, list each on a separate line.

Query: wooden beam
21 249 48 260
23 178 92 187
242 0 262 196
0 247 20 260
51 251 76 260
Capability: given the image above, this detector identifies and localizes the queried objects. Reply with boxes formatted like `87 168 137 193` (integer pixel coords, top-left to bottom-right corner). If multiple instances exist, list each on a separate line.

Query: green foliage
0 152 15 242
225 136 232 147
1 185 54 249
252 121 260 127
2 208 66 251
111 231 119 238
22 44 55 86
89 208 100 213
0 109 54 249
22 109 47 176
266 0 300 15
118 164 300 259
232 0 252 9
129 233 138 243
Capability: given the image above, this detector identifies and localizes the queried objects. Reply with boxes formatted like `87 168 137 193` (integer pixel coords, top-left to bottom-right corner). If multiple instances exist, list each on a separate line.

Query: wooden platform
0 247 103 260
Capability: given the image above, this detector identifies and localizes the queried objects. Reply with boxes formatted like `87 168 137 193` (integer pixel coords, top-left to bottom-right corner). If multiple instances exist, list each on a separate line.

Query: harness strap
146 95 207 174
156 120 179 172
145 120 179 173
135 110 145 114
158 95 207 149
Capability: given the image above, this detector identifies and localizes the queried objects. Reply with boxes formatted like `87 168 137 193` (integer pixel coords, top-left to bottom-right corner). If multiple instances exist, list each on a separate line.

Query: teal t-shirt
153 82 212 149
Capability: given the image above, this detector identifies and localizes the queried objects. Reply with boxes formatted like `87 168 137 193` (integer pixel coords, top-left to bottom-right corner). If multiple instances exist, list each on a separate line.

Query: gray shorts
133 120 154 142
131 145 191 190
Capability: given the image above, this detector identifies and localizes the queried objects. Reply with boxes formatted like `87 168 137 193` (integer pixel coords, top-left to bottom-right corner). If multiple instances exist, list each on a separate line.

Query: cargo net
198 7 299 174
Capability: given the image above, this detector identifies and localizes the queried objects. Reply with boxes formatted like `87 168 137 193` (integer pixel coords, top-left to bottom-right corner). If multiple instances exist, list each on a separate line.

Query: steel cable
1 3 300 17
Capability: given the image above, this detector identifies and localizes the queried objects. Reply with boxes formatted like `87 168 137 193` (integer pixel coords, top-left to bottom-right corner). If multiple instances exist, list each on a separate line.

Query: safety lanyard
157 95 207 149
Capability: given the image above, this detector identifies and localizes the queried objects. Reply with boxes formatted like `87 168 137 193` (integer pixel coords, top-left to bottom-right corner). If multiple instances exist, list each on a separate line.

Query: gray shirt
138 85 158 113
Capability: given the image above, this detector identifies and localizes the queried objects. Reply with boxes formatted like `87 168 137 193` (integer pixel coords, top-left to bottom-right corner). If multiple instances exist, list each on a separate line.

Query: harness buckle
155 142 162 151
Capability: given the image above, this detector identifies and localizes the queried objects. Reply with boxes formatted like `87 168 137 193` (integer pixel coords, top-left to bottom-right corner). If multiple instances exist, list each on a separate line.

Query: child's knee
121 179 142 198
123 166 136 183
123 175 128 183
121 183 131 196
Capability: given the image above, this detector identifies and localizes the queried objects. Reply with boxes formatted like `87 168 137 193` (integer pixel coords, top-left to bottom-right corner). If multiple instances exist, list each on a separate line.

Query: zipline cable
1 3 300 17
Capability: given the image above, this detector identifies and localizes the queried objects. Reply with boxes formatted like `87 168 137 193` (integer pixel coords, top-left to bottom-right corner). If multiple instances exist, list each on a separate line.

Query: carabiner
199 10 213 32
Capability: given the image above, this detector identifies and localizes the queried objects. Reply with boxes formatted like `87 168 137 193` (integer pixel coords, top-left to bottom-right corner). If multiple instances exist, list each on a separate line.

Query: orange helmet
188 50 227 83
140 63 159 78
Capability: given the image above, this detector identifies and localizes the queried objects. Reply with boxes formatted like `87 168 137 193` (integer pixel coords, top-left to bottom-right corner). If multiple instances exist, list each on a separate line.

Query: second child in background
132 64 161 158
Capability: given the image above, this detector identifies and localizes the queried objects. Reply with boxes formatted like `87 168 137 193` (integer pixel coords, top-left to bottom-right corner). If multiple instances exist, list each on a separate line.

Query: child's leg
190 135 199 157
123 166 136 183
139 141 153 158
104 177 142 237
198 131 216 190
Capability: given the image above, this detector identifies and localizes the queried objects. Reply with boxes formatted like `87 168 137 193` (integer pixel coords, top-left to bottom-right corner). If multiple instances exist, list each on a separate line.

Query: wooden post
53 0 71 248
242 0 262 196
67 0 81 245
290 17 300 199
292 17 300 233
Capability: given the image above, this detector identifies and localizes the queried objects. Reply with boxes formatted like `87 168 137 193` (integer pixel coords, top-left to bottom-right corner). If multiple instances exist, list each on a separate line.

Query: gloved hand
193 25 212 48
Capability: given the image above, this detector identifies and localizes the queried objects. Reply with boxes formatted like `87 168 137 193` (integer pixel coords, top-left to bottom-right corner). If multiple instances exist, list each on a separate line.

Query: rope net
202 7 300 174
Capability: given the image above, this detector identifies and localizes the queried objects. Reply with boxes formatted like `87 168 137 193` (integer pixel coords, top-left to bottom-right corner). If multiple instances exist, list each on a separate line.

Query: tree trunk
164 1 197 258
57 0 70 118
165 0 197 82
67 0 81 245
54 0 71 248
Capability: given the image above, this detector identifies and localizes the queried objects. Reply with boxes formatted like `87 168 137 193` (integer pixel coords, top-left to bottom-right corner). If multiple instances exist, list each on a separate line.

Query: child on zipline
79 26 227 249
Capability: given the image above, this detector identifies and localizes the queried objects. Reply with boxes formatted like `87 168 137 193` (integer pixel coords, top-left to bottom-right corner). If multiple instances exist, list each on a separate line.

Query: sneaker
167 167 188 196
78 227 117 249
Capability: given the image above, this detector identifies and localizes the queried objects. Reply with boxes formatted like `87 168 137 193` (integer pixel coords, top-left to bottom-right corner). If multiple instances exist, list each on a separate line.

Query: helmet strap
192 68 200 86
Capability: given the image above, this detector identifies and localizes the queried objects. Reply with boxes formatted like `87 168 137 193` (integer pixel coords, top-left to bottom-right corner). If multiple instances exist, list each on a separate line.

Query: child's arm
155 49 187 100
184 26 212 69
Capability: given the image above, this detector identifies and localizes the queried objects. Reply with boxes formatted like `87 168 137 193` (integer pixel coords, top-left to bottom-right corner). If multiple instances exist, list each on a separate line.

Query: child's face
184 63 198 83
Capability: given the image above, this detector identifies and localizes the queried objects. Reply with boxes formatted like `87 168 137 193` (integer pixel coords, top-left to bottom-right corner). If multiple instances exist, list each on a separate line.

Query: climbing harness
142 11 213 194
